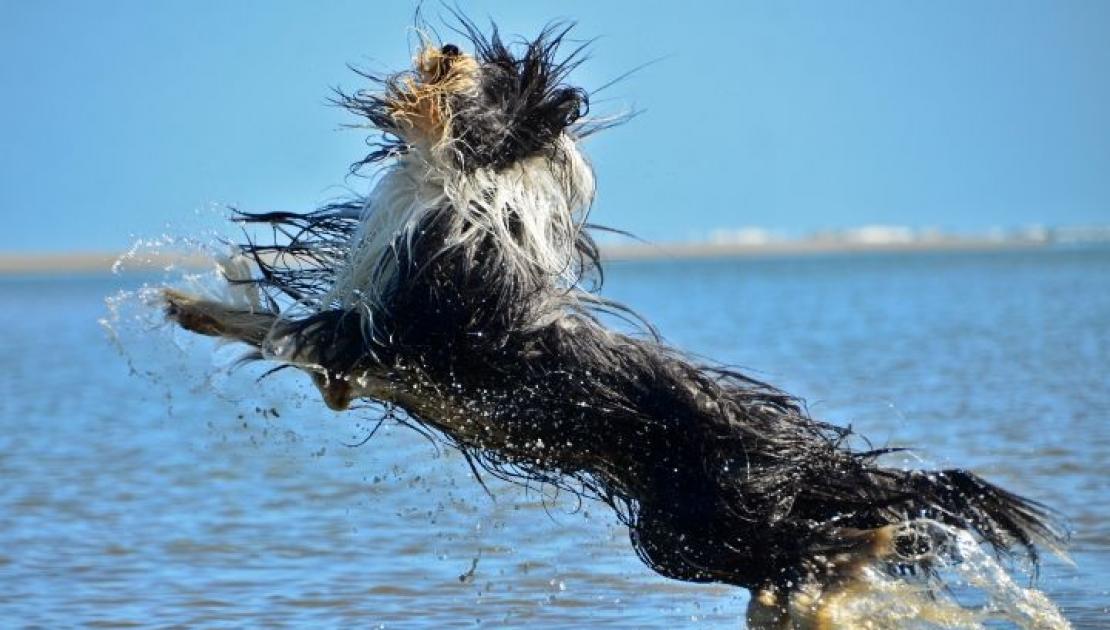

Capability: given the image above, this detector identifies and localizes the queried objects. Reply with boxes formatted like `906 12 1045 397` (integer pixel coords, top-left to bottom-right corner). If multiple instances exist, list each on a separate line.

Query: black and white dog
163 19 1068 628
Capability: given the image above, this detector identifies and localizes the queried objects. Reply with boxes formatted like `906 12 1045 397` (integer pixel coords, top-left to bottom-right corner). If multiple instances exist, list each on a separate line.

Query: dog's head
340 22 591 172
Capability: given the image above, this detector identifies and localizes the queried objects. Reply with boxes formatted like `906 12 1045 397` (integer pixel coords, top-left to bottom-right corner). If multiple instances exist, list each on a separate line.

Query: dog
162 18 1069 628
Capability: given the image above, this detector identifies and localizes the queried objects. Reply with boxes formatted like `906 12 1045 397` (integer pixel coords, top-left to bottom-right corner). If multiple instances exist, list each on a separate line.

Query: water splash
99 223 304 406
807 521 1070 629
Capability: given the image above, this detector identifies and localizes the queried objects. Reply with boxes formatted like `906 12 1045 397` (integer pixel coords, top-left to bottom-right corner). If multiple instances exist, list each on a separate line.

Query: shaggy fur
163 18 1067 626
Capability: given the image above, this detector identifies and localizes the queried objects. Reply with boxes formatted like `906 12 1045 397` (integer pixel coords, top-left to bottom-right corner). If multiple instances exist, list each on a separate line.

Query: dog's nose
441 43 460 56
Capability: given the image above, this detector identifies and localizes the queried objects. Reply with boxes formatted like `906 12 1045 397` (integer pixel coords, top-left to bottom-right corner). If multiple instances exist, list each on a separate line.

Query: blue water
0 248 1106 627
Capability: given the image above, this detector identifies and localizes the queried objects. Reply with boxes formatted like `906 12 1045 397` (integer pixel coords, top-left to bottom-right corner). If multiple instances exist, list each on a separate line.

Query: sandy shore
0 252 211 275
601 237 1047 261
0 239 1050 274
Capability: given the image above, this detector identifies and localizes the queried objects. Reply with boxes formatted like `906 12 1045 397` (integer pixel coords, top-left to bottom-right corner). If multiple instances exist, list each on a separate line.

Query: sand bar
0 239 1055 275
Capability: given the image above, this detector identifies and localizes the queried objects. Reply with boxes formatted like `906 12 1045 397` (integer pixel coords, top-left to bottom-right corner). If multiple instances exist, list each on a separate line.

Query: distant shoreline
0 238 1070 275
601 237 1050 261
0 252 212 275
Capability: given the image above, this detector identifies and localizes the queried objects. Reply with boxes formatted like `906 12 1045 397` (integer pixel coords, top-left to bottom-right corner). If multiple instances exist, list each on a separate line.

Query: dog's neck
322 134 596 320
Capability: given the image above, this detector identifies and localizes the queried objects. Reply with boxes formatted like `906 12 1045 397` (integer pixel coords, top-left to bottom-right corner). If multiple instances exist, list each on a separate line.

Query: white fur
321 134 595 326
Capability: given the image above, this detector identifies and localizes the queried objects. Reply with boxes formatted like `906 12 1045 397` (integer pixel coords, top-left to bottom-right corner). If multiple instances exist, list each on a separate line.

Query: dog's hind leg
773 525 990 629
743 527 903 629
746 585 793 629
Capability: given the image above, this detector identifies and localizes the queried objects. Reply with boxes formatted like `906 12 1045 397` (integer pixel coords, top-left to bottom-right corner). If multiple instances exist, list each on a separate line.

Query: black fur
207 20 1066 594
448 20 589 170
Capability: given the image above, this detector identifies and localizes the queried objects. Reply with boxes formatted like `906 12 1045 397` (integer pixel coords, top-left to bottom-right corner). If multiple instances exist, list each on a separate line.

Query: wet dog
162 18 1068 628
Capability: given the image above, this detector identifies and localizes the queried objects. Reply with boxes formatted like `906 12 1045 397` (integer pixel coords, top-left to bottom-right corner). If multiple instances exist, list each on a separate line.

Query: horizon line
4 236 1102 275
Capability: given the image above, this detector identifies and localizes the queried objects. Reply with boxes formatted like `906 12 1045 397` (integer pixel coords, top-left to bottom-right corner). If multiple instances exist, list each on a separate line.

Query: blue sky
2 0 1108 252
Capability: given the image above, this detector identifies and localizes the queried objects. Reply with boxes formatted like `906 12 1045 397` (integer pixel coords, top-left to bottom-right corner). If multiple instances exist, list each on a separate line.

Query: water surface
0 248 1106 627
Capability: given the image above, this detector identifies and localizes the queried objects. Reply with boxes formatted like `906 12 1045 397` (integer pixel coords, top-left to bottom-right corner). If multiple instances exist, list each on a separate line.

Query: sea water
0 247 1106 627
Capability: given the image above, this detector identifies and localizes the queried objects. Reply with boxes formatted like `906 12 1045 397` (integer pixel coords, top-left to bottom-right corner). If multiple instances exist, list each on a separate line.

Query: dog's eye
441 44 460 57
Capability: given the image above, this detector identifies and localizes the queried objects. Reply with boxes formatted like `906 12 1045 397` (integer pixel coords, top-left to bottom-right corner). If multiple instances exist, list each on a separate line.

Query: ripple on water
0 248 1106 627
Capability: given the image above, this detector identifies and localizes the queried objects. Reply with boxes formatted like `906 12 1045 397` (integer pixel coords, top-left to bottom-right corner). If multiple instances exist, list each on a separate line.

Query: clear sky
2 0 1108 252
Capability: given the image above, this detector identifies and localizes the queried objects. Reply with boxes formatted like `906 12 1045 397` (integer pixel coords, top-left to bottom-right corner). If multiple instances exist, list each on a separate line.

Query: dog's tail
878 468 1070 567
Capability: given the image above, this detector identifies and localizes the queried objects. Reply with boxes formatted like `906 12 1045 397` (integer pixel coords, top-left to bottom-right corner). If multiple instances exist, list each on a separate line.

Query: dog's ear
550 87 587 127
443 26 588 171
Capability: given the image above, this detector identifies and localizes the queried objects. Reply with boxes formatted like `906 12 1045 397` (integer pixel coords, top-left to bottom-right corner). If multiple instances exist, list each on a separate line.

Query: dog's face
342 25 589 172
